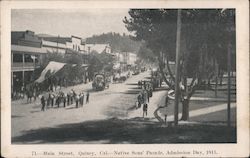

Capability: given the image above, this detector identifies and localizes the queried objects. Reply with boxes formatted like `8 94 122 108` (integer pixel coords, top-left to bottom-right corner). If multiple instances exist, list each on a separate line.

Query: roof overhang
11 45 47 54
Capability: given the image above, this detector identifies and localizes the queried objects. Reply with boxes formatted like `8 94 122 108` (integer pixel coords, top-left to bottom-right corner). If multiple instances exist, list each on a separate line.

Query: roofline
71 35 82 39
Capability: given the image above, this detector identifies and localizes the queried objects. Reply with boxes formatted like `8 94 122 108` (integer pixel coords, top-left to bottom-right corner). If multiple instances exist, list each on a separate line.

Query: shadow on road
12 118 236 144
126 83 138 86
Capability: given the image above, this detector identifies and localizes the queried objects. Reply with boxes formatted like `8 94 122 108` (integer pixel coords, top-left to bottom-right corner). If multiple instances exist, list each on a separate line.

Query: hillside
86 32 141 53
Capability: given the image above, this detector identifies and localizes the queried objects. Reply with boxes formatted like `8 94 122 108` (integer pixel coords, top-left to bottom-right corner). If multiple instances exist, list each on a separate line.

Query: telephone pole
174 9 182 126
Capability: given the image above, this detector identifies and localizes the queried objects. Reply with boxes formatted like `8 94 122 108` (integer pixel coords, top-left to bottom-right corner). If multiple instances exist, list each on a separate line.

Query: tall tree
124 9 235 121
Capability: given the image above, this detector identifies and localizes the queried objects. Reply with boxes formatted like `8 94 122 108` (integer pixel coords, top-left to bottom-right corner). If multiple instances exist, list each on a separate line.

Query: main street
12 70 236 144
12 70 154 141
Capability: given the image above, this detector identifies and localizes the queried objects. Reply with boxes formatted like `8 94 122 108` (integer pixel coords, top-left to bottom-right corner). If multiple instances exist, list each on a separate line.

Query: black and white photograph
1 0 249 157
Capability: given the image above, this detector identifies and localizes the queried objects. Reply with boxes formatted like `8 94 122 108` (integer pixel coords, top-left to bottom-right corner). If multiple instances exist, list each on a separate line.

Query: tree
88 51 115 80
124 9 236 121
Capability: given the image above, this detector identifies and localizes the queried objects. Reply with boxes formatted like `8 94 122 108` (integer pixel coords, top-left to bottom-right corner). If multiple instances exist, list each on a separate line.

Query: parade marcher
41 95 46 111
80 92 84 106
63 92 67 108
67 92 70 106
46 93 50 107
70 89 74 105
27 87 33 103
79 93 83 107
143 103 148 118
55 94 60 108
50 92 55 107
86 91 90 104
33 88 37 101
75 93 79 108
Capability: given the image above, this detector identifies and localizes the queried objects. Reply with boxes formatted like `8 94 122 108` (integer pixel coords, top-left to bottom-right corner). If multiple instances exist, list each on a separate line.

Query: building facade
85 44 111 54
11 30 47 92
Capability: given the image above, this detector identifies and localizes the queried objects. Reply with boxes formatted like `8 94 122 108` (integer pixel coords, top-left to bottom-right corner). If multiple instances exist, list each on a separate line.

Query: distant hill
86 32 141 53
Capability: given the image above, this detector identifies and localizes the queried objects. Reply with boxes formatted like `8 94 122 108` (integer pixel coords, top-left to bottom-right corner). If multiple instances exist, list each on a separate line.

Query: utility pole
174 9 182 126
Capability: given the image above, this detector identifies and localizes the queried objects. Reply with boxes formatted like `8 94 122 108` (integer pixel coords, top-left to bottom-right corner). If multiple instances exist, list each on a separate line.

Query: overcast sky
12 9 131 39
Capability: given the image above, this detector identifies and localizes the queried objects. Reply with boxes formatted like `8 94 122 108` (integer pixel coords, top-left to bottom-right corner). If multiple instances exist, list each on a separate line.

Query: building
39 36 87 54
114 52 137 72
85 44 111 54
11 30 47 92
115 52 137 65
11 30 115 93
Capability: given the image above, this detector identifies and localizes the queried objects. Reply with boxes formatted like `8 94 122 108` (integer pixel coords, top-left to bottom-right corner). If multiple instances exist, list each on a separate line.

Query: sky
11 9 131 39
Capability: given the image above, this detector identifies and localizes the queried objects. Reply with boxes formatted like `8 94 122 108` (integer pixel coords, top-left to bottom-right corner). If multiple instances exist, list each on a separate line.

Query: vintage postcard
1 0 249 157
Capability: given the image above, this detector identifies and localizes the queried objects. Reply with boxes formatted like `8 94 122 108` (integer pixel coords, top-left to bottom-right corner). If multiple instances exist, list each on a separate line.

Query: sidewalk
127 86 236 125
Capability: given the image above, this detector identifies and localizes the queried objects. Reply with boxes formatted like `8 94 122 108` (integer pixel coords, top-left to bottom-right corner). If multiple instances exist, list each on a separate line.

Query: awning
11 45 47 54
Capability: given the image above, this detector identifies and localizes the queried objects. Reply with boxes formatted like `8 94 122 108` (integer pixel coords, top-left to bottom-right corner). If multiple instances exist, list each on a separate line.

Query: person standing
55 94 60 108
143 103 148 118
27 87 33 103
67 92 70 106
50 92 54 107
75 93 79 108
86 91 90 104
41 95 46 111
143 90 148 104
63 92 67 108
79 93 83 107
146 88 150 103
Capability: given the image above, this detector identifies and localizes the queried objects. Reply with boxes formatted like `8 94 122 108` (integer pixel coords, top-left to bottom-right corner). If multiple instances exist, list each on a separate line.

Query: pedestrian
143 90 148 104
149 86 153 98
86 91 89 104
143 103 148 118
41 95 46 111
138 81 141 89
146 88 150 103
137 93 142 108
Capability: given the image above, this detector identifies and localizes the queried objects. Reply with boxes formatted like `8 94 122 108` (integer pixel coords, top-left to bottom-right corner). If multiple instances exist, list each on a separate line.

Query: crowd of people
41 89 90 111
137 80 154 117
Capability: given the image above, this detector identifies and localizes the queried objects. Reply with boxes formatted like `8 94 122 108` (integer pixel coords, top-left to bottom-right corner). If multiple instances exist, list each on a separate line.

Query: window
13 53 23 62
24 54 33 63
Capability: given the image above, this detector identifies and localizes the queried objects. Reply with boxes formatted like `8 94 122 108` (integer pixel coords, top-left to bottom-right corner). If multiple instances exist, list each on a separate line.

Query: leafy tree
88 51 115 80
124 9 235 120
86 32 142 53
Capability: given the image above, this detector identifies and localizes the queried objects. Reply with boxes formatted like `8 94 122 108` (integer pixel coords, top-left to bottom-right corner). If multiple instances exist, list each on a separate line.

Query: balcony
12 62 41 71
